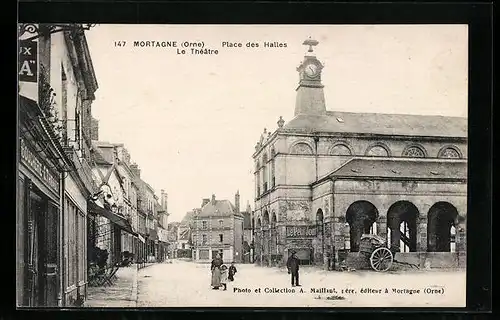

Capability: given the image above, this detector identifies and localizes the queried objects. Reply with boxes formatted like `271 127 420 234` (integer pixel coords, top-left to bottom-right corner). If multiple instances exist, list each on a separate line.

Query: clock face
304 63 319 77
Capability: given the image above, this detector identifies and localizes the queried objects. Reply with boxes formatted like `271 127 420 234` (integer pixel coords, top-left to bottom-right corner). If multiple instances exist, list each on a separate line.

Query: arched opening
387 201 419 252
427 202 460 252
262 153 269 193
345 201 379 252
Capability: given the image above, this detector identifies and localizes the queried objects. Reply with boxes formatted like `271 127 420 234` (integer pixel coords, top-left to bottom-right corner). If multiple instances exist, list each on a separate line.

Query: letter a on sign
19 40 38 83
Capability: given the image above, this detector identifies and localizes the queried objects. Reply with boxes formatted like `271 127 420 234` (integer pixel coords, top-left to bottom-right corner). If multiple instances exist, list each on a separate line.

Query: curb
129 264 138 307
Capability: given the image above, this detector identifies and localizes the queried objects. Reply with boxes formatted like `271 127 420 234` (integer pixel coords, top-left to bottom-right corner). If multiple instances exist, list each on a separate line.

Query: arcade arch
345 201 379 252
427 202 460 252
387 201 419 252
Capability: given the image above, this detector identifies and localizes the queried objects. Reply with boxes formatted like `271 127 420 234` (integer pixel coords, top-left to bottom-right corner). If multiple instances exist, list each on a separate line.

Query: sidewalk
84 265 138 308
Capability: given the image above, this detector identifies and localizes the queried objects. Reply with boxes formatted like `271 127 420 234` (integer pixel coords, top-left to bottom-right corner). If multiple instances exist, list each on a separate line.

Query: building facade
18 23 99 306
241 202 253 263
192 194 244 263
252 39 467 269
131 163 160 263
156 190 170 261
167 222 180 258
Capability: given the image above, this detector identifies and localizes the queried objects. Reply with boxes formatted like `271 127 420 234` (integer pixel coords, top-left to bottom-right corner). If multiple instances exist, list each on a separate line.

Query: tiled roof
283 111 467 138
196 200 238 218
326 158 467 180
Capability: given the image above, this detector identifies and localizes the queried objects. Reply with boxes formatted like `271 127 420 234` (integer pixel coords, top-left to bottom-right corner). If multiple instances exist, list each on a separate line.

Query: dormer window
336 117 344 123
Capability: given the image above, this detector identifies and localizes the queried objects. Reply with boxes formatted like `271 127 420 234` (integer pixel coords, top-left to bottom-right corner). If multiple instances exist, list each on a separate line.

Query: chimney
201 198 210 207
130 163 141 178
161 190 168 212
211 194 216 205
91 117 99 140
246 200 251 212
235 190 240 213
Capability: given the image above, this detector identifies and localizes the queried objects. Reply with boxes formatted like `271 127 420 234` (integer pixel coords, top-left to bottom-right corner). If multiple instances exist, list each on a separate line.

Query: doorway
27 188 59 307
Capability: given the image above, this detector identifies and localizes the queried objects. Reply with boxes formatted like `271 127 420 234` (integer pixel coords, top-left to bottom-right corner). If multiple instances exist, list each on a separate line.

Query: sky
84 24 468 223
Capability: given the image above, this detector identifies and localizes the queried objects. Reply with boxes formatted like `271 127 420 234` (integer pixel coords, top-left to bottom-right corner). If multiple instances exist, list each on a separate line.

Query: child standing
228 262 237 281
220 264 229 290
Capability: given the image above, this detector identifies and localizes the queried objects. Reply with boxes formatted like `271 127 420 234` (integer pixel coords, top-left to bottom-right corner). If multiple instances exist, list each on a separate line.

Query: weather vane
303 36 319 53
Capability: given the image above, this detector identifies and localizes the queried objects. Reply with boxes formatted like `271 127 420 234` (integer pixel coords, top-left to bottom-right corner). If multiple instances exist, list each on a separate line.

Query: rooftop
323 158 467 181
197 199 243 218
283 111 467 138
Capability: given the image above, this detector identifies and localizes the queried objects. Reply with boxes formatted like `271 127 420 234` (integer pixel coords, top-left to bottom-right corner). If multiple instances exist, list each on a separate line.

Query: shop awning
88 201 138 237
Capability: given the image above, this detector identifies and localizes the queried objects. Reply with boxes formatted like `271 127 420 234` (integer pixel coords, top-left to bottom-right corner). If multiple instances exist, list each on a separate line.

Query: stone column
417 216 428 252
377 217 387 242
278 225 287 267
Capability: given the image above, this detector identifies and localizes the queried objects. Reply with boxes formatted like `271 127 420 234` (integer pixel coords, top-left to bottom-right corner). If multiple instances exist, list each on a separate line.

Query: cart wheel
370 247 393 272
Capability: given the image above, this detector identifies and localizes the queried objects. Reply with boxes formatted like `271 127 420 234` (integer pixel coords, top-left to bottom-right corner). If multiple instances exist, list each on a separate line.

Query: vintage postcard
17 24 467 308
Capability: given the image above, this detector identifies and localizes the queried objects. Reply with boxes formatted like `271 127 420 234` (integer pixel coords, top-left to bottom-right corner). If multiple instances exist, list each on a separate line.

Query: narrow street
137 260 466 307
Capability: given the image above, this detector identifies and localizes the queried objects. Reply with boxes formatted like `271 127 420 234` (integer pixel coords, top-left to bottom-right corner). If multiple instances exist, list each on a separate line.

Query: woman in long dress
210 253 223 289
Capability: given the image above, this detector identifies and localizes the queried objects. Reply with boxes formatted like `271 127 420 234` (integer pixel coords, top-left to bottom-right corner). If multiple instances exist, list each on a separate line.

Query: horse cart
358 234 419 272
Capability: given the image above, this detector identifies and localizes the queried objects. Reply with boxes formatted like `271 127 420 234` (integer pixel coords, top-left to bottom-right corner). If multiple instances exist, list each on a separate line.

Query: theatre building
252 39 467 269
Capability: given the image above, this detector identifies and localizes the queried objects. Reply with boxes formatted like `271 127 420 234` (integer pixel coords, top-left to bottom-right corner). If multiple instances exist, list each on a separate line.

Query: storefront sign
20 138 59 193
286 225 317 238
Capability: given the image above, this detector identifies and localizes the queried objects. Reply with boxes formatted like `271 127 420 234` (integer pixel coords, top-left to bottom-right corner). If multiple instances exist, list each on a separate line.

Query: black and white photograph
17 23 469 308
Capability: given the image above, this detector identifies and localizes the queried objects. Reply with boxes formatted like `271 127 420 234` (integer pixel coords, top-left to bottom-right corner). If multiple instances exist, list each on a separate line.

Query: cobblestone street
136 260 466 308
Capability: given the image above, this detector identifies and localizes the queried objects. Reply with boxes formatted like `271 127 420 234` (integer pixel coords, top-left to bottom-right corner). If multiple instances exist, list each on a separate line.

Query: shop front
18 96 66 307
87 201 138 269
283 225 317 266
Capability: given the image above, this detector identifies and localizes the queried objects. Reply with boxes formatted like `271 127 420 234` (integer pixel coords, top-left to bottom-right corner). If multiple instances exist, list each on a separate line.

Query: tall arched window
270 147 276 188
262 153 268 192
255 160 261 197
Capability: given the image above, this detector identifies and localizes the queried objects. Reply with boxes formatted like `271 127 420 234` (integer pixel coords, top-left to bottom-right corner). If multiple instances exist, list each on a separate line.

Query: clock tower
294 37 327 117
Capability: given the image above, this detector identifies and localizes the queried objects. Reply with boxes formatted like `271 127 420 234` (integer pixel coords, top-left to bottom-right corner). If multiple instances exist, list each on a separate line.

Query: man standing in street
287 250 301 287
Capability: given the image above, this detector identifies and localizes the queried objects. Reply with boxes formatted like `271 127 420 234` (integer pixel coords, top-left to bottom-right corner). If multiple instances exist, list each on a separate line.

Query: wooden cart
358 234 400 272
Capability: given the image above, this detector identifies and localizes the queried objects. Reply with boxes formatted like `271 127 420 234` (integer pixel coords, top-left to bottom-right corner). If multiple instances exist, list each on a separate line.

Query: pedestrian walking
210 253 223 290
286 250 301 287
228 262 237 282
220 264 229 290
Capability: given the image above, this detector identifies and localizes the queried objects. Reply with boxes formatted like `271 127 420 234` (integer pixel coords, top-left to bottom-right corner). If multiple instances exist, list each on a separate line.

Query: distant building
240 201 253 263
156 190 170 262
166 222 180 258
192 193 244 263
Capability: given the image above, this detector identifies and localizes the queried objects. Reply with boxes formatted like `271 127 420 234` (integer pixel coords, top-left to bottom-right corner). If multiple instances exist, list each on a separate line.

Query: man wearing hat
286 250 301 287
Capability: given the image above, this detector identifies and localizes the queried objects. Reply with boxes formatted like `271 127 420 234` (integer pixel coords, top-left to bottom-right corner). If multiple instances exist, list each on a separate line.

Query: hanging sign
19 40 38 83
18 24 39 102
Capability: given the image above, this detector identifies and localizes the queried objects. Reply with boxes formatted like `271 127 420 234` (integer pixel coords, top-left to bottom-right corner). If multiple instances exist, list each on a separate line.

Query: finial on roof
277 116 285 128
303 36 319 53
